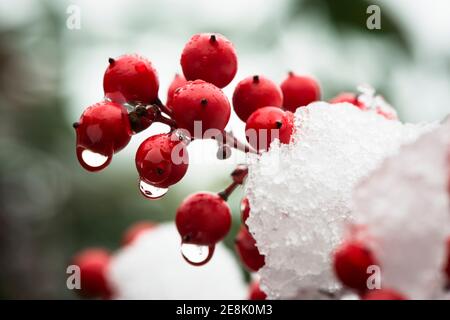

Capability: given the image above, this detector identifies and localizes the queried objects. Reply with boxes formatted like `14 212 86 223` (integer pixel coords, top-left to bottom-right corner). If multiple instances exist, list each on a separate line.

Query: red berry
333 240 377 292
176 192 232 245
171 80 231 138
245 106 294 151
248 281 267 300
232 75 283 122
241 197 250 227
72 248 111 299
329 92 365 110
280 72 321 112
75 101 132 172
166 73 188 109
122 221 156 246
181 33 238 88
444 236 450 282
361 289 406 300
103 54 159 104
235 226 265 272
135 132 189 189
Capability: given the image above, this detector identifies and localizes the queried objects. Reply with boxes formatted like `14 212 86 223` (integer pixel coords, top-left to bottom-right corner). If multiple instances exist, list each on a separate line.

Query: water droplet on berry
76 146 112 172
138 179 168 199
180 242 215 266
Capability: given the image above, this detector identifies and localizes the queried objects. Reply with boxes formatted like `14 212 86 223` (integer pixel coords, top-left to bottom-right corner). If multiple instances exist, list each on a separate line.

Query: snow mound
107 223 247 299
245 102 437 299
354 118 450 299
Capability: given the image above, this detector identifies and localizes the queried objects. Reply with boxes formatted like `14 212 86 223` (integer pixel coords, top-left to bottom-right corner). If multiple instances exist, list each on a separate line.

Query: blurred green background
0 0 449 298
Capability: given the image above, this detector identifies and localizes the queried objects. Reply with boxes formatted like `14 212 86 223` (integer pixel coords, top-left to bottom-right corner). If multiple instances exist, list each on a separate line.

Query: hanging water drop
180 242 215 266
76 146 112 172
139 179 168 199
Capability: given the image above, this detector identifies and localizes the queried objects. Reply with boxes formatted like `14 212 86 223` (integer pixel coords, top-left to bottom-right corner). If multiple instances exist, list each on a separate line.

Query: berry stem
218 165 249 201
154 97 174 117
221 131 258 155
218 181 239 201
156 113 178 129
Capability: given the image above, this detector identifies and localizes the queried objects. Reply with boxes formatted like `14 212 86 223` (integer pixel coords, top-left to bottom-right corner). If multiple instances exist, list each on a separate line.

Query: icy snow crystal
353 118 450 299
107 223 247 299
245 102 437 299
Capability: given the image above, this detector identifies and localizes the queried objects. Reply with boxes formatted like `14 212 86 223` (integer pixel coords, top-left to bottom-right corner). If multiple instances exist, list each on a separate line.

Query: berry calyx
103 54 159 104
248 281 267 300
245 106 294 151
171 80 231 138
176 192 232 245
361 289 406 300
235 226 265 272
333 240 377 292
128 104 159 134
280 72 321 112
75 101 132 172
122 221 156 246
232 75 283 122
181 33 238 88
241 197 250 227
135 132 189 189
329 92 365 110
72 248 112 299
166 73 188 109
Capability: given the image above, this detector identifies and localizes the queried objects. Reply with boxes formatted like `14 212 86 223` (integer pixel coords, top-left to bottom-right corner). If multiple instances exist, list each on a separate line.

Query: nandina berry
176 192 232 245
232 75 283 122
361 289 406 300
135 132 189 188
333 240 377 292
245 106 294 151
75 101 132 172
329 92 365 109
72 248 112 299
122 221 156 246
280 72 321 112
241 197 250 227
181 33 237 88
103 54 159 104
235 226 265 272
248 281 267 300
166 73 187 109
171 80 231 138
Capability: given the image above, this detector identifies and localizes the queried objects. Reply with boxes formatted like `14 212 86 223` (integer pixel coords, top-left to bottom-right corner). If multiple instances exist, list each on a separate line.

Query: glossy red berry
245 106 294 151
135 133 189 189
171 80 231 138
333 240 377 292
122 221 156 246
232 75 283 122
176 192 232 245
248 281 267 300
329 92 365 109
72 248 111 299
241 197 250 227
166 73 188 109
103 54 159 104
75 101 132 172
235 226 265 272
181 33 238 88
280 72 321 112
361 289 406 300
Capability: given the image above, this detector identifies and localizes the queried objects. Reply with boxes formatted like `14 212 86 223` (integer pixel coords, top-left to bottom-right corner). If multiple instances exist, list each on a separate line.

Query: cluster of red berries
73 32 407 299
332 226 450 300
